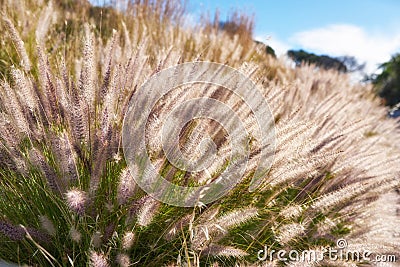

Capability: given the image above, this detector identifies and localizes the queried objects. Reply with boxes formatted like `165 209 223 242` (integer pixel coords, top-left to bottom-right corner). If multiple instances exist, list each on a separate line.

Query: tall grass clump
0 0 399 266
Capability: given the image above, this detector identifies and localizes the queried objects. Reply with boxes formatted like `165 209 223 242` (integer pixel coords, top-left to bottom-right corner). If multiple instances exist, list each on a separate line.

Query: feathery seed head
39 215 56 236
69 226 82 243
121 231 135 250
65 188 88 215
89 251 110 267
201 244 248 258
276 223 305 244
0 221 25 241
117 167 137 205
116 253 131 267
279 205 303 219
136 196 160 227
92 231 102 248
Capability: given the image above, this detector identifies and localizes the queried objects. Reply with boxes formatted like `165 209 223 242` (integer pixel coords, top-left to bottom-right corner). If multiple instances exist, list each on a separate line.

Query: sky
187 0 400 74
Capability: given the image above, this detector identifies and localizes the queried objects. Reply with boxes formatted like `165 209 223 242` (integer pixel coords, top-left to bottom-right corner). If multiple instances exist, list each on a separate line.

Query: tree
287 50 365 75
288 49 347 72
254 40 276 58
265 45 276 58
336 56 366 73
371 54 400 106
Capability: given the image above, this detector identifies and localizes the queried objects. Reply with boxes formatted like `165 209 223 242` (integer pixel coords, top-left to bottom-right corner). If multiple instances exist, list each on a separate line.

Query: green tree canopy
371 54 400 106
287 49 364 74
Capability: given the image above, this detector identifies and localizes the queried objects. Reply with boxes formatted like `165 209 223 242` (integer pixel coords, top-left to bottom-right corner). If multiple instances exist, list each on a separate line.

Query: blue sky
187 0 400 73
91 0 400 74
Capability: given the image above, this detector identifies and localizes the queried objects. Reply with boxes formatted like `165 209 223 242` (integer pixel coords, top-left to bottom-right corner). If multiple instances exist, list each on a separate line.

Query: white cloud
290 24 400 74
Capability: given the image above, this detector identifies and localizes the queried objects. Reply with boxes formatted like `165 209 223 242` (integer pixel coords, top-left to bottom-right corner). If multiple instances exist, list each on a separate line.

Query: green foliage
371 53 400 106
254 40 276 58
288 49 347 73
265 45 276 58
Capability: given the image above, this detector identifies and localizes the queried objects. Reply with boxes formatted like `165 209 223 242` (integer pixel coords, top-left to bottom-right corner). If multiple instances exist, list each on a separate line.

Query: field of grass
0 0 399 266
